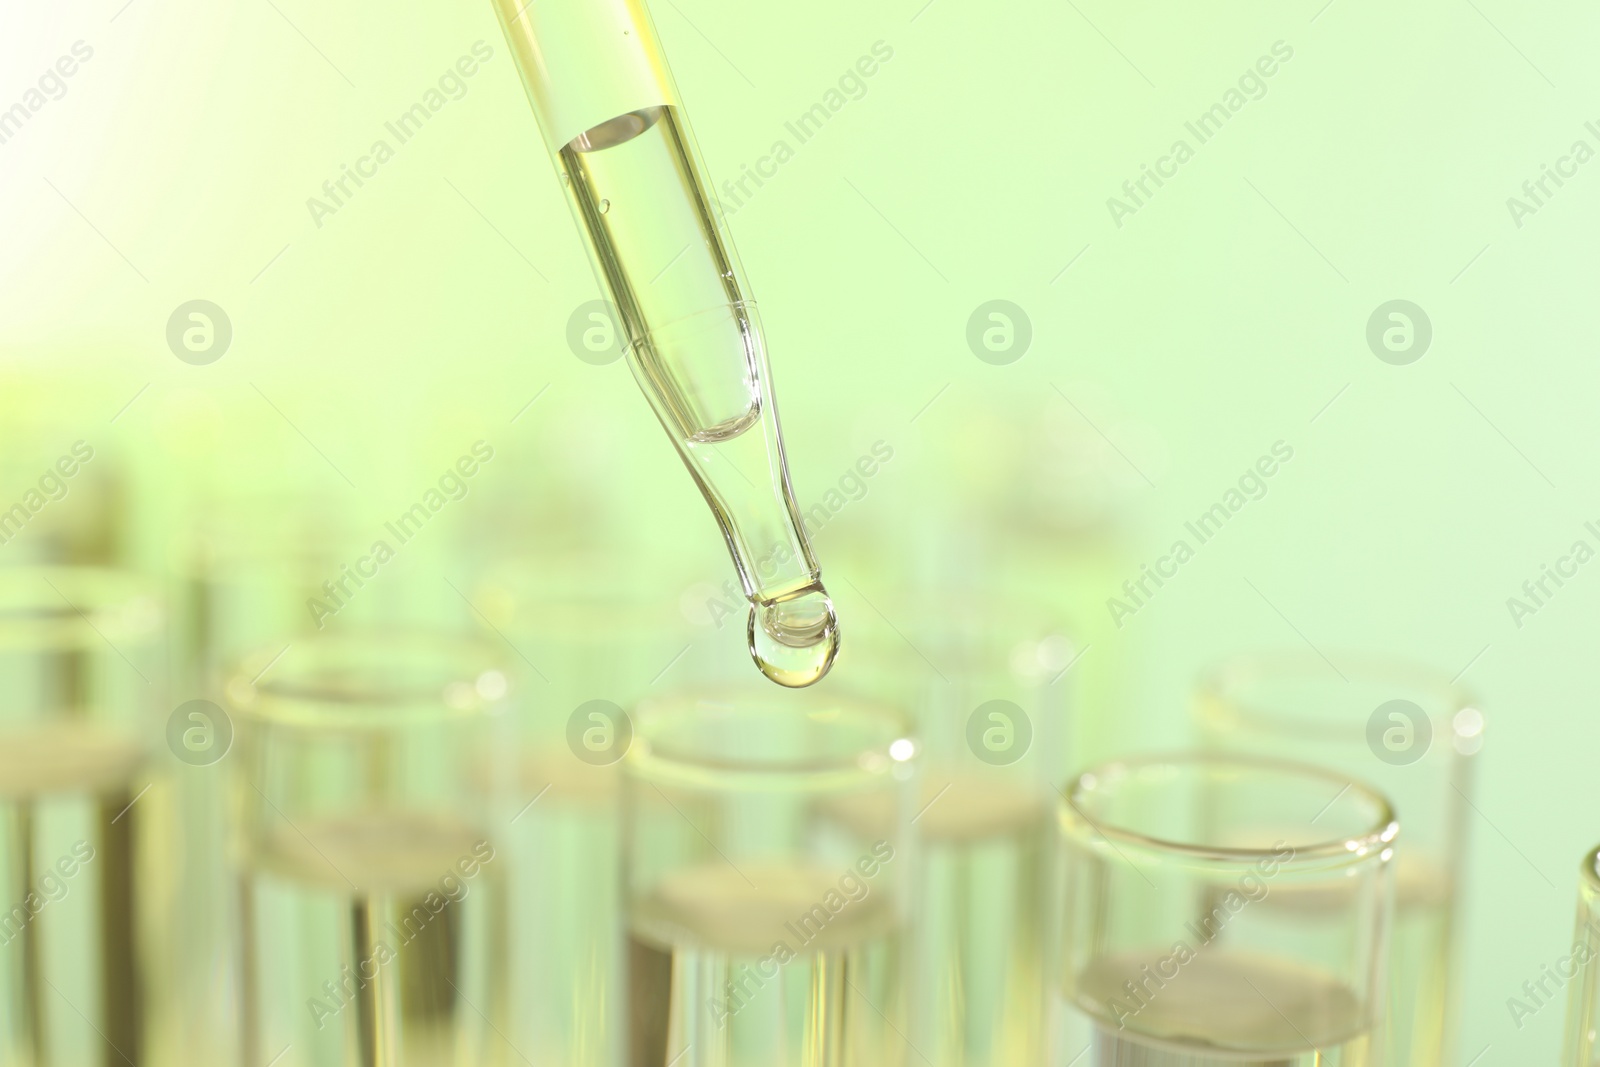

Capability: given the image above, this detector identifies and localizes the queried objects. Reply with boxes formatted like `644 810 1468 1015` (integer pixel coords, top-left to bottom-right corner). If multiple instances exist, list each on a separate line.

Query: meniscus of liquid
495 1 839 686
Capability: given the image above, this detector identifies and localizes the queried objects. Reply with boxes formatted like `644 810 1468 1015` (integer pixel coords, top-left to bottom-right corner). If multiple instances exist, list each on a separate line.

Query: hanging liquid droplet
554 105 836 689
747 584 839 688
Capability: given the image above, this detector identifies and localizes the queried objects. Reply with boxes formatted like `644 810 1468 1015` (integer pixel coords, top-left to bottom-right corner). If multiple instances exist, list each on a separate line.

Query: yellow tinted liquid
908 776 1051 1067
1385 856 1454 1067
0 725 151 1067
560 106 837 687
1072 950 1373 1066
628 863 901 1067
239 810 504 1067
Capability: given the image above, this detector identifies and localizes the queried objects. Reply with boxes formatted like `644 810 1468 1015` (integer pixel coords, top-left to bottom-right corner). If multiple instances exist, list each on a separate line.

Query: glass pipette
492 0 838 687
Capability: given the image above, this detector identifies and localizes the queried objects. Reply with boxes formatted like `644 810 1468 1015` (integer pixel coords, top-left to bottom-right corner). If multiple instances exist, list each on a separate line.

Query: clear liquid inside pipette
748 583 838 688
559 106 838 686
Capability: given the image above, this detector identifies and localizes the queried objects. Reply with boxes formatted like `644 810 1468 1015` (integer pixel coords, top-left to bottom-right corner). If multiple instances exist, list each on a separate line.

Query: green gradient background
2 0 1596 1061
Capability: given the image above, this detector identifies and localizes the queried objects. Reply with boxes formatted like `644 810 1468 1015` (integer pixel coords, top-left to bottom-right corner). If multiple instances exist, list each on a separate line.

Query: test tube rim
628 689 913 790
0 564 162 650
226 628 509 729
475 550 687 641
1197 648 1482 747
1060 750 1398 868
1581 843 1600 898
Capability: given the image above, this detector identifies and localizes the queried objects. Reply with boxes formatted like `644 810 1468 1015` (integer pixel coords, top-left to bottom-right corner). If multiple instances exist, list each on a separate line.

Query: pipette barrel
493 0 676 158
492 0 838 686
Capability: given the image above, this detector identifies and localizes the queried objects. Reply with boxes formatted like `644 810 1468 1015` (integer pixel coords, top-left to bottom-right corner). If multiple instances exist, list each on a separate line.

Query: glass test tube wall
226 631 512 1067
843 591 1069 1067
0 567 168 1066
624 689 917 1067
1196 653 1482 1066
473 551 696 1067
491 0 838 687
166 494 382 1064
0 373 125 569
1056 753 1396 1067
1564 847 1600 1065
914 393 1140 770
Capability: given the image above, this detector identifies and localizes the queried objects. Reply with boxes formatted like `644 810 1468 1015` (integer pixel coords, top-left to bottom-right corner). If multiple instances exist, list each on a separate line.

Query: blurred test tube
0 566 170 1066
625 688 917 1067
1196 653 1482 1066
1563 846 1600 1065
839 590 1070 1067
1056 753 1397 1065
226 630 513 1067
472 550 695 1067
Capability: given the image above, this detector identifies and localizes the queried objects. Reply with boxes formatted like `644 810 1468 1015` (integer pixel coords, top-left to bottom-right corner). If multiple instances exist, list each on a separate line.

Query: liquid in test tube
493 0 839 687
